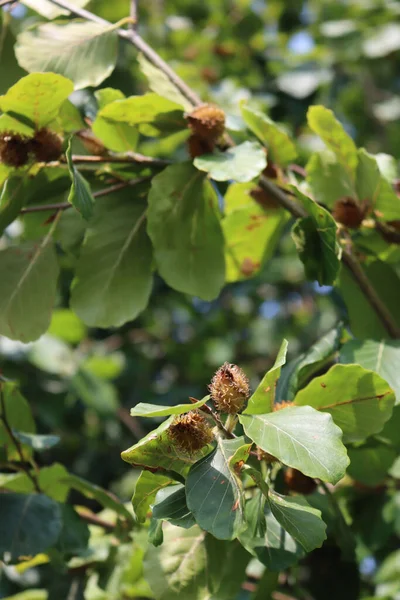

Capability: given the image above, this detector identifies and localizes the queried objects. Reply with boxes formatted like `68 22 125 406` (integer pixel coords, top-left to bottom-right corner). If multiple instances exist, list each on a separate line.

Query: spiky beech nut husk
187 134 215 158
31 128 63 162
250 185 279 210
378 220 400 245
273 400 294 412
262 161 279 180
0 132 30 167
168 410 213 454
186 104 225 142
332 197 368 229
209 362 250 414
284 467 317 495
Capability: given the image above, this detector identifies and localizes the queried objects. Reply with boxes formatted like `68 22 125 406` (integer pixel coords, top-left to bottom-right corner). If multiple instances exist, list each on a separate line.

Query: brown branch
0 388 41 493
75 509 116 532
44 0 202 107
20 175 151 215
68 153 171 167
0 0 18 7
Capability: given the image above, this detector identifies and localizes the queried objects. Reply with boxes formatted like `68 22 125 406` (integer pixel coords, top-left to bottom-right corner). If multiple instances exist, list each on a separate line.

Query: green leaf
55 504 89 556
143 524 208 600
138 53 192 111
306 151 356 209
12 432 60 452
294 364 395 443
186 437 247 540
65 140 94 220
0 73 73 128
240 103 297 165
96 92 185 137
0 178 24 236
340 340 400 406
20 0 90 19
148 517 164 547
152 484 195 528
268 491 327 552
222 183 287 282
291 187 340 285
92 88 139 153
356 149 400 221
131 396 210 417
194 141 267 183
204 536 250 599
132 471 174 523
15 21 118 90
307 106 358 180
71 193 152 327
347 444 396 486
277 326 343 403
244 339 288 414
147 163 225 300
0 493 62 562
121 417 211 476
0 238 59 342
0 381 35 461
63 474 133 522
57 99 86 133
0 464 70 502
239 406 349 483
48 308 87 344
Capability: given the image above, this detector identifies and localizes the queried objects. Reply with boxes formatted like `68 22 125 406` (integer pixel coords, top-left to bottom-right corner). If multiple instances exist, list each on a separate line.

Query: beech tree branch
69 153 171 167
130 0 138 30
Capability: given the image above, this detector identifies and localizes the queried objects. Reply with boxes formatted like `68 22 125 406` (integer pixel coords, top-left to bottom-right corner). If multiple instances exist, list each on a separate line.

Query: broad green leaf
347 444 396 486
132 471 173 523
71 193 152 327
291 187 340 285
15 21 118 90
0 73 73 128
0 381 35 461
186 437 247 540
0 238 59 342
131 396 210 417
21 0 90 19
48 308 86 344
138 53 191 111
268 491 327 552
0 493 62 562
239 406 349 483
204 536 250 599
356 149 400 221
0 464 70 502
307 106 358 179
147 163 225 300
55 504 89 555
194 141 266 183
0 177 24 236
223 184 287 281
340 340 400 405
153 484 195 528
96 92 185 137
12 432 60 451
0 590 47 600
277 326 343 403
239 492 304 571
65 140 94 220
294 364 395 443
306 150 356 209
143 524 208 600
63 474 133 522
244 339 288 414
240 103 297 165
149 517 164 547
92 88 139 152
121 417 211 476
57 99 86 133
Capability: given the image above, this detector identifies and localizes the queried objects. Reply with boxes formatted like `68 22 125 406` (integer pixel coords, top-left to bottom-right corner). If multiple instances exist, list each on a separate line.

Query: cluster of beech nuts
0 128 63 168
185 104 226 158
332 197 370 229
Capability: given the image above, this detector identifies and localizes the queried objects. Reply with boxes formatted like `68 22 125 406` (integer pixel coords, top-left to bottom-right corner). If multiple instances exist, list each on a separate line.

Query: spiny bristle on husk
168 410 214 454
187 134 215 158
273 400 294 412
31 128 63 162
0 132 31 167
209 362 250 414
186 104 225 142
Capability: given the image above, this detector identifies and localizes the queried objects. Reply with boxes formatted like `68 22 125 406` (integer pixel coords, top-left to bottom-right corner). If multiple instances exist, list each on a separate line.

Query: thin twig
20 176 151 215
0 387 41 493
0 0 18 8
44 0 202 107
130 0 138 31
191 398 236 439
75 510 116 532
69 153 172 167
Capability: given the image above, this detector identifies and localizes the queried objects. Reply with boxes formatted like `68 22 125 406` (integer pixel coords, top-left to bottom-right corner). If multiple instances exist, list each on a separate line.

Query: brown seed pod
209 363 250 414
187 134 215 158
332 197 369 229
31 128 63 162
168 410 214 455
250 185 279 210
0 132 31 167
262 161 279 180
284 467 317 495
186 104 225 142
273 400 294 412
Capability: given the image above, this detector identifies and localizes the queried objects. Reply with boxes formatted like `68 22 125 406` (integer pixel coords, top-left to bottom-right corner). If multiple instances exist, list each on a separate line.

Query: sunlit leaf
131 396 210 417
194 141 266 183
244 339 288 414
